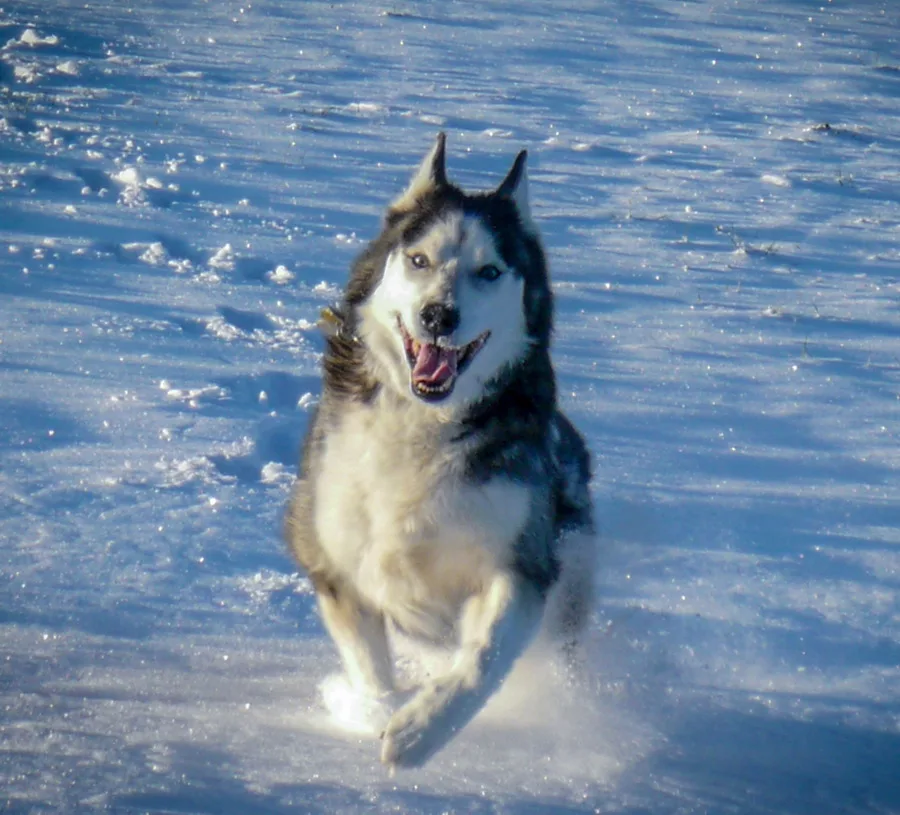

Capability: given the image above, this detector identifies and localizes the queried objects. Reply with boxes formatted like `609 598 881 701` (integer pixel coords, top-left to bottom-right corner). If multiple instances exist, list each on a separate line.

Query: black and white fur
286 133 594 769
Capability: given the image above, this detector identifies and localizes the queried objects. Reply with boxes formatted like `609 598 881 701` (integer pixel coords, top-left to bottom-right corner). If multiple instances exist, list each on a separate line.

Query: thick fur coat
286 134 594 768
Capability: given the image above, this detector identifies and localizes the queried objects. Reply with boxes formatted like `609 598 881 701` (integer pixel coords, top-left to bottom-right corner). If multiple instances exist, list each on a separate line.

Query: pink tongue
413 343 458 384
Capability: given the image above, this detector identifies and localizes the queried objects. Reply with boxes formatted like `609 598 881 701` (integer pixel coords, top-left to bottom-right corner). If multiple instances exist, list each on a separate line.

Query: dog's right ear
388 132 447 217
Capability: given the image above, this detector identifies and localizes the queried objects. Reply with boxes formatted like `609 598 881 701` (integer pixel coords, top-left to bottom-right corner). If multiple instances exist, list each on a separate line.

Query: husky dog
286 133 594 769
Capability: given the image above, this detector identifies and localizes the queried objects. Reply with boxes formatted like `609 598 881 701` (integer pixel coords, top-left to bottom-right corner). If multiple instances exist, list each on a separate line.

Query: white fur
381 572 544 767
312 391 542 768
314 202 548 765
315 397 533 642
316 585 393 693
300 140 592 769
360 211 530 410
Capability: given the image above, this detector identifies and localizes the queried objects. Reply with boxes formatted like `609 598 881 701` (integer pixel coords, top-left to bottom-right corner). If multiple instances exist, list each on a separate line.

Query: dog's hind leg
547 530 596 654
314 578 394 696
380 571 543 769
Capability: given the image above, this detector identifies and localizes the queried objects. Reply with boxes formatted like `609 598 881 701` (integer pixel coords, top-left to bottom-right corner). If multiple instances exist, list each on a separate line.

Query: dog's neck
461 347 556 430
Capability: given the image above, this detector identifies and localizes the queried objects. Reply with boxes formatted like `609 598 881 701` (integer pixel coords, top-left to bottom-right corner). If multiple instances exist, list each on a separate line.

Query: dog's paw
321 673 394 736
380 677 463 769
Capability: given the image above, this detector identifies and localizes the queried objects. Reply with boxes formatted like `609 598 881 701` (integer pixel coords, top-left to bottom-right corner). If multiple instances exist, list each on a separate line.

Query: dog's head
342 133 552 410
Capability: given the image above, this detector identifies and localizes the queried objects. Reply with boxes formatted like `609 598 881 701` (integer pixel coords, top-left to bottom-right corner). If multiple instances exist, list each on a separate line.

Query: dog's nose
419 302 460 337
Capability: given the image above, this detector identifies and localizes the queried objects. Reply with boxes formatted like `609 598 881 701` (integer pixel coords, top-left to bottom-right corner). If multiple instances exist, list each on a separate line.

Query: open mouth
397 317 489 402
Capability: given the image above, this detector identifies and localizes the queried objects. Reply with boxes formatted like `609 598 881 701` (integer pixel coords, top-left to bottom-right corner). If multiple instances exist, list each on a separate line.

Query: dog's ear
496 149 532 222
389 132 447 216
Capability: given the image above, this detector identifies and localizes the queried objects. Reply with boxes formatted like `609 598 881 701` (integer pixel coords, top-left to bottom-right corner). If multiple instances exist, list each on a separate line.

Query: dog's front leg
316 583 394 696
381 571 543 769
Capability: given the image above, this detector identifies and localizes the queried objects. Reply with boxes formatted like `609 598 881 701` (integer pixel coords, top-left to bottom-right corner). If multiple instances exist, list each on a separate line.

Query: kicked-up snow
1 1 899 812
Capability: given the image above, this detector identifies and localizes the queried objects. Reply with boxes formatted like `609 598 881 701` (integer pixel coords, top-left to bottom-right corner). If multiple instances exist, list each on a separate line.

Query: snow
1 0 899 812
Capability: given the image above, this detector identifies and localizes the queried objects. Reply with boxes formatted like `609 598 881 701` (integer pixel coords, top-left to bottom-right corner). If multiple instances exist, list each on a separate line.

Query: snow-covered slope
2 1 898 812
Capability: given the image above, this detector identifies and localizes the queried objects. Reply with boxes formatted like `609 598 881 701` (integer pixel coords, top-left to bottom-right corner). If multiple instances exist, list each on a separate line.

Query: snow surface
2 0 899 812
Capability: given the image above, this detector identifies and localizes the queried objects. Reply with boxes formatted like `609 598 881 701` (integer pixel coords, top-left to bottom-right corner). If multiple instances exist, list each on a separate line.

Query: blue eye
477 264 502 282
408 252 430 269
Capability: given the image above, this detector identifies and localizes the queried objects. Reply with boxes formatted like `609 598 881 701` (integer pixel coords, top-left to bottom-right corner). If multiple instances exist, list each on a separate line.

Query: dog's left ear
389 132 448 217
496 149 534 226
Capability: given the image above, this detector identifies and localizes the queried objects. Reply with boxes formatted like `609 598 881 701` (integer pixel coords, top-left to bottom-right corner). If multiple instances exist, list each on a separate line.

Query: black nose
419 302 460 337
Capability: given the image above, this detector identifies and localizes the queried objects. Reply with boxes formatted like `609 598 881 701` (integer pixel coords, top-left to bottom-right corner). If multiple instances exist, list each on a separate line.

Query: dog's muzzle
397 317 489 403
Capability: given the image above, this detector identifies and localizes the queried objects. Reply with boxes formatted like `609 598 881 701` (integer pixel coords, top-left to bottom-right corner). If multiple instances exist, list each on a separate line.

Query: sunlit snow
2 1 899 813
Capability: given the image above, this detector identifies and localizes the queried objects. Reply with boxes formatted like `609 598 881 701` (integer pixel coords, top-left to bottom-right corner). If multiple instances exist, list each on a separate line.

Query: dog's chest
314 404 531 635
